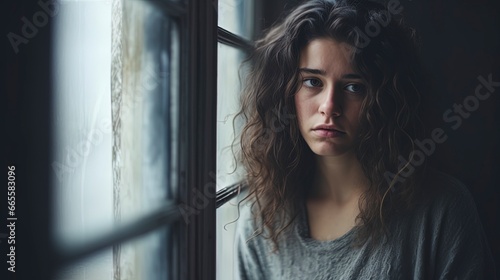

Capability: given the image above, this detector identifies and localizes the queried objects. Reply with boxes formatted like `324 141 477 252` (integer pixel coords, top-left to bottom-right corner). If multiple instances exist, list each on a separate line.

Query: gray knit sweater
235 171 496 279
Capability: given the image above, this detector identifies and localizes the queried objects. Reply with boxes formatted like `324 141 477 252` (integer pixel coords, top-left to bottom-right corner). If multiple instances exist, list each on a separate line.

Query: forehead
299 38 355 70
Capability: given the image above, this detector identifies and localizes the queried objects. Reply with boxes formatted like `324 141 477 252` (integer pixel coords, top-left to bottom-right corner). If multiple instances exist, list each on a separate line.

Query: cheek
294 94 303 121
293 95 308 135
350 105 362 122
294 93 315 119
346 102 364 130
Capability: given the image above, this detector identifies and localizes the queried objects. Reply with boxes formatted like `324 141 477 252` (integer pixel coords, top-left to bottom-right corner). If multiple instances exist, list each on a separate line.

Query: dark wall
3 0 55 279
402 0 500 270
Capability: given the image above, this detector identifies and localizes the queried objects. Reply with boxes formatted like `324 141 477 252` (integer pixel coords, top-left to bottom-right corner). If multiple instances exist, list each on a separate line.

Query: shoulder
402 168 483 232
390 169 481 241
235 197 259 237
234 197 274 279
390 169 486 254
234 197 269 253
416 169 477 213
403 169 496 278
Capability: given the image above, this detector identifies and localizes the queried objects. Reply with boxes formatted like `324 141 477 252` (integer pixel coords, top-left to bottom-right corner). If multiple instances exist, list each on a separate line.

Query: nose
318 86 342 117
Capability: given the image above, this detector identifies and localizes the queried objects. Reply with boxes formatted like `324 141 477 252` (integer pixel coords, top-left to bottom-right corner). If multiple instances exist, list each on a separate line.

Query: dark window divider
217 27 254 52
216 182 248 208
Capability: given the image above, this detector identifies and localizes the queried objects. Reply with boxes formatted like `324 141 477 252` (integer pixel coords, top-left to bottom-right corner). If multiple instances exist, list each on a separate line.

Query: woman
234 0 495 279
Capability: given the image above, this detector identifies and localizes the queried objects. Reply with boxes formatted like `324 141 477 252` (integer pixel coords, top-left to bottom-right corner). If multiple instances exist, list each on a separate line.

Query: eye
344 83 365 94
303 78 323 88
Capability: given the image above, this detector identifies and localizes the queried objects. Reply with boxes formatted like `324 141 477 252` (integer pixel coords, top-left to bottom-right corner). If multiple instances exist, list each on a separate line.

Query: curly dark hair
236 0 427 249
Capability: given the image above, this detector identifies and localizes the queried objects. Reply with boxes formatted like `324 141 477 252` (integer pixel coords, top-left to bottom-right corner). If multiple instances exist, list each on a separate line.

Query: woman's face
294 37 366 158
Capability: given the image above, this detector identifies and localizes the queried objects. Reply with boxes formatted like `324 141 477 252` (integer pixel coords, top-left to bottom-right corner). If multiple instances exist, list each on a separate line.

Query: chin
309 145 352 157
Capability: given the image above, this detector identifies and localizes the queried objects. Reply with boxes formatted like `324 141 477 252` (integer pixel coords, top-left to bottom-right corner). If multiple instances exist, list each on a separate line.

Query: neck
309 152 369 204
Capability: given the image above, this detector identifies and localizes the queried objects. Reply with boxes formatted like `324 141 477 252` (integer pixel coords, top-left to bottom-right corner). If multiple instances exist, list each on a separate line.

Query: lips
312 125 345 138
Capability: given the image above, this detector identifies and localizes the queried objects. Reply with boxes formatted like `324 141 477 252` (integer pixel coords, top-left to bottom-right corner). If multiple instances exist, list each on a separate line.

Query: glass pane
51 0 180 244
55 226 176 280
216 196 241 280
218 0 254 40
216 43 246 190
216 43 248 279
51 0 114 243
56 249 113 280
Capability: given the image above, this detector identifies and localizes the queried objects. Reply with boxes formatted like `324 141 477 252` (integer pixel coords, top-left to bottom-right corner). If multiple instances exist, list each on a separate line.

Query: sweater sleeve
431 175 497 280
234 203 267 280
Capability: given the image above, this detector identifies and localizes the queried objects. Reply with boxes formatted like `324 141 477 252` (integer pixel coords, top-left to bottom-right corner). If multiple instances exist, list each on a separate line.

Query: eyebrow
299 68 326 75
298 68 363 80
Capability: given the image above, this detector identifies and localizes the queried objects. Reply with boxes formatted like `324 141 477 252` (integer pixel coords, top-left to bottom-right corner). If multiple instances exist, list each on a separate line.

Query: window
216 1 254 280
7 0 284 279
14 0 217 279
52 0 180 278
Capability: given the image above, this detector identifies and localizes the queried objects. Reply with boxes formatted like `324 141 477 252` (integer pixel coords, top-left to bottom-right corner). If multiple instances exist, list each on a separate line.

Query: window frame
10 0 217 279
8 0 279 279
181 0 218 279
